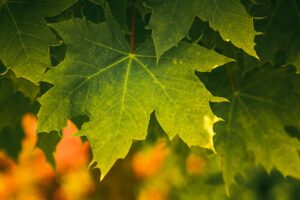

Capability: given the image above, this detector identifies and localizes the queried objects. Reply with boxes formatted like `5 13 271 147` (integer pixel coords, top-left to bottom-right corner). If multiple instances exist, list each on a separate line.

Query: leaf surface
37 17 232 178
37 131 61 169
0 75 35 158
5 70 39 101
0 0 77 83
147 0 257 60
255 0 300 72
201 65 300 192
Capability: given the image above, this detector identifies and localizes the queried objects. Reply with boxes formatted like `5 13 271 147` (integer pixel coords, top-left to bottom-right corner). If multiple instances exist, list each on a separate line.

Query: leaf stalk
130 0 136 53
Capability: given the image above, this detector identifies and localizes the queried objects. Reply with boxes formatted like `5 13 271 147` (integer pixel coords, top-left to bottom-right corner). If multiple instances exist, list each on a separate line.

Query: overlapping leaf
37 16 232 178
4 70 39 101
0 0 77 83
147 0 257 60
0 74 36 158
200 65 300 192
37 131 61 168
255 0 300 72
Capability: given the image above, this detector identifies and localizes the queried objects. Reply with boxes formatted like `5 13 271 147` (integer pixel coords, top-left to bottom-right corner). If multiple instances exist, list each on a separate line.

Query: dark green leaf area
0 76 37 159
254 0 300 72
36 131 61 169
199 64 300 191
0 125 23 159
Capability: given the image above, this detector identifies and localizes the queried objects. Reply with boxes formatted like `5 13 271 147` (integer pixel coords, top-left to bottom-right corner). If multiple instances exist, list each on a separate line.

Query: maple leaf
255 0 300 73
147 0 257 60
0 0 77 83
37 16 232 179
200 64 300 193
0 74 36 158
36 131 61 169
4 70 39 101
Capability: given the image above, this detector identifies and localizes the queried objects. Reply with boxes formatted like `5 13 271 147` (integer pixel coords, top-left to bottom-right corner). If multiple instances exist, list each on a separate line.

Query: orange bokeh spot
131 141 169 178
186 153 205 175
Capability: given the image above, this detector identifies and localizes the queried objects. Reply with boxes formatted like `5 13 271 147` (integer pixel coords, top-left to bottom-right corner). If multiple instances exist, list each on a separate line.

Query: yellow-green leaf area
0 0 77 83
37 18 232 179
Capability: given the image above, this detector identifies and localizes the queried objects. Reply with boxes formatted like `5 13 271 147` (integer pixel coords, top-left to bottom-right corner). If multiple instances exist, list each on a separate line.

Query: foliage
0 0 300 198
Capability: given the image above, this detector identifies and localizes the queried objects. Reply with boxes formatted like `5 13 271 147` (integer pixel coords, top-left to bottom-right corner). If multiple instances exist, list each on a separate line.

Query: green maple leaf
36 131 61 169
0 73 36 130
0 74 36 158
136 0 152 22
255 0 300 73
5 70 39 101
89 0 129 30
0 127 23 159
37 16 232 178
147 0 257 60
0 0 77 83
201 64 300 193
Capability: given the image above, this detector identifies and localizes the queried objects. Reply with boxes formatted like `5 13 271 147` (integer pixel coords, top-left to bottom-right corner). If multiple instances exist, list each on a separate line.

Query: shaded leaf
0 75 36 158
36 131 61 169
255 0 300 72
200 64 300 192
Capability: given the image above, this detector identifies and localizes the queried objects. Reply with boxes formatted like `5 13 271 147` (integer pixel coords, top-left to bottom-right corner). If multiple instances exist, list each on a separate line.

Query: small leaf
37 131 61 169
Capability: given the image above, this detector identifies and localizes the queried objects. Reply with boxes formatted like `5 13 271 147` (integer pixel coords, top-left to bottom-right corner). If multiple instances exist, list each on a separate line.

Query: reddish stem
130 0 136 53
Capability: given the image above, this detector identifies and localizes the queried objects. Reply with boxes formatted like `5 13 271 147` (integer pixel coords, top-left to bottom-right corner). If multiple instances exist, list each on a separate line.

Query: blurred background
0 113 299 200
1 0 300 199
